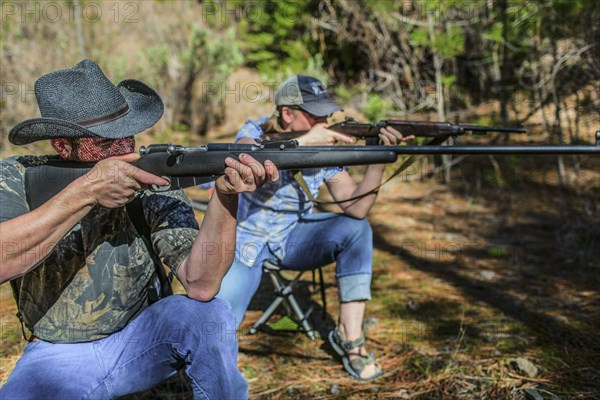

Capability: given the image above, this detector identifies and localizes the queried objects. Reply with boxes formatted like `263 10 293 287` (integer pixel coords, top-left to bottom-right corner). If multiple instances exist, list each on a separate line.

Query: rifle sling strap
293 136 449 205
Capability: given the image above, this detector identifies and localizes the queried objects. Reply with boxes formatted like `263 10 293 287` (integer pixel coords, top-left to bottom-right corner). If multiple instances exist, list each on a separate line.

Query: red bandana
51 137 135 162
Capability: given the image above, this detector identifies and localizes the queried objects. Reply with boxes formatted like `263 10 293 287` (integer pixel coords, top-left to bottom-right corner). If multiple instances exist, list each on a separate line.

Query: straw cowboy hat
9 59 164 145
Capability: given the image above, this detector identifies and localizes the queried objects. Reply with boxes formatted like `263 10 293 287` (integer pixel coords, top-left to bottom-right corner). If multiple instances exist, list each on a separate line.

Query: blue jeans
0 295 248 400
218 213 373 324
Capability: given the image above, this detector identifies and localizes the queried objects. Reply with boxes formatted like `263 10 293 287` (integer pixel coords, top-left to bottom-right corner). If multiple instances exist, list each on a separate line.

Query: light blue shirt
234 117 345 266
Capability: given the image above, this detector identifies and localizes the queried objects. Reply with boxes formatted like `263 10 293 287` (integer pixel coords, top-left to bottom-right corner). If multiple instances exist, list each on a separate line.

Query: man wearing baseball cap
0 59 279 399
274 75 342 116
217 75 413 381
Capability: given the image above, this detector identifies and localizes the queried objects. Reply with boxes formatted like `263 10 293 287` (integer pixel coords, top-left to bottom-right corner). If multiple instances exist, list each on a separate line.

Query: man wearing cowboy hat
0 59 278 399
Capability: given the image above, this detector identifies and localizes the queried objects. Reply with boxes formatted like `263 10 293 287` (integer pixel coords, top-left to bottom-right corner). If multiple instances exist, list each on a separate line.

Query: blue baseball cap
274 75 342 117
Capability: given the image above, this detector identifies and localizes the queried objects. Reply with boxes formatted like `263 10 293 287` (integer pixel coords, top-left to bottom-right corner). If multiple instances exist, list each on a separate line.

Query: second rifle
263 118 527 145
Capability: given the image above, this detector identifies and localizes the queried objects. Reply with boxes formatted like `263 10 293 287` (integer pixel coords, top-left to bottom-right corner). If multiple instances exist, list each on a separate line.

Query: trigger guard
150 176 171 192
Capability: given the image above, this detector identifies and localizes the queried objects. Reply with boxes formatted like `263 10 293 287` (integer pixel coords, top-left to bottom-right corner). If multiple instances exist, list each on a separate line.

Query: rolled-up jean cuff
338 274 372 302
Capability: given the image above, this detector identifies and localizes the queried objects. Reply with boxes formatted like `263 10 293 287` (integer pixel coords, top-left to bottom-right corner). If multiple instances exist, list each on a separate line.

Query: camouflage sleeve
0 158 29 223
143 190 199 275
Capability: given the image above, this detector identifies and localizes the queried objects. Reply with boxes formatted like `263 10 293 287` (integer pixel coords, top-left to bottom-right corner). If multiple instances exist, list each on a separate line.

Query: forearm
0 179 95 284
177 150 276 300
179 191 239 301
336 165 386 219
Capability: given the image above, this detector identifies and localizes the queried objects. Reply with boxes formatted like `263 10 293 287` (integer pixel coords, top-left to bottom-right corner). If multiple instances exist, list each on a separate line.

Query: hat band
76 104 130 128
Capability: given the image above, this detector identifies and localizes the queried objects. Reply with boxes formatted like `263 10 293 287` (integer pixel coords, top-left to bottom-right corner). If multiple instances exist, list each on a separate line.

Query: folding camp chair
249 260 326 340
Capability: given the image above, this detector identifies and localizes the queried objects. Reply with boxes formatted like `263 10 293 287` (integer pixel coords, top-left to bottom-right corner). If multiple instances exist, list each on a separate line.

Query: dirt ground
232 153 600 399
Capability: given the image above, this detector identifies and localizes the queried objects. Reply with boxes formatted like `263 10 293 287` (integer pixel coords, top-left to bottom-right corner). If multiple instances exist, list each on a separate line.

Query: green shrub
363 93 392 121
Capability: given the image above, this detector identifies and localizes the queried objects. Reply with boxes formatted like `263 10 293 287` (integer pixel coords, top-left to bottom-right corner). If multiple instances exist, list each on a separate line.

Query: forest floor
1 69 599 399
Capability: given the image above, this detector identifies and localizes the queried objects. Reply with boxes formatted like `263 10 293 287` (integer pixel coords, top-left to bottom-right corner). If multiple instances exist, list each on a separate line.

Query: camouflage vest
2 156 197 343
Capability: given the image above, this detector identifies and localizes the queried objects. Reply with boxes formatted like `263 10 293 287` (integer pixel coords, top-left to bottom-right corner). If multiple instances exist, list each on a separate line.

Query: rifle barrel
301 144 599 155
142 141 600 156
459 125 527 133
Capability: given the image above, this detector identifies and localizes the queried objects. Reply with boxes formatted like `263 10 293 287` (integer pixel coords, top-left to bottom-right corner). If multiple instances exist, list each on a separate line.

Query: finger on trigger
129 166 169 186
109 152 140 163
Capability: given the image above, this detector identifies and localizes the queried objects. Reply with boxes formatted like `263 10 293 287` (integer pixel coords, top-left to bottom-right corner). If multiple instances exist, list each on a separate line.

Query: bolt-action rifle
25 133 600 209
263 118 527 145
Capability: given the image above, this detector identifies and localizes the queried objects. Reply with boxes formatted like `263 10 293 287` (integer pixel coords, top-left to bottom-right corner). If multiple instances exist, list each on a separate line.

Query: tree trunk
73 0 86 58
550 19 567 187
499 0 509 128
429 15 451 184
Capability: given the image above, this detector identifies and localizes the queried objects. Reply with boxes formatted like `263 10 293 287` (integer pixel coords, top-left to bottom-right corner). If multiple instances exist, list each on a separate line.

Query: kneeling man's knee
168 296 238 348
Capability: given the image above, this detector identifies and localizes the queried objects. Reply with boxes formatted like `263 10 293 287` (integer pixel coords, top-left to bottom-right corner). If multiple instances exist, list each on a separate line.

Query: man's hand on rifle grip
82 153 169 209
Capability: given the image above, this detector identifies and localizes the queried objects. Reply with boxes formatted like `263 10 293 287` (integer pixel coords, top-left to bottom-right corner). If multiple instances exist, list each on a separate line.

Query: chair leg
249 270 289 335
270 269 294 317
275 271 316 339
249 295 285 335
285 291 317 340
250 269 317 340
